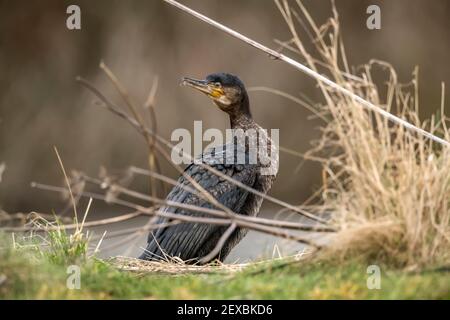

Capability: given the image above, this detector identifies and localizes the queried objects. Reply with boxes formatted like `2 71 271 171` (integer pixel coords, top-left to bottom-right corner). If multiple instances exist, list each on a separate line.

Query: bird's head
181 73 250 115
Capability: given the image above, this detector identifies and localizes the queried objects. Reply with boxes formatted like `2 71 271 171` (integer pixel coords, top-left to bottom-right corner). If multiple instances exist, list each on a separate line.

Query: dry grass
109 256 248 275
108 250 310 275
276 0 450 269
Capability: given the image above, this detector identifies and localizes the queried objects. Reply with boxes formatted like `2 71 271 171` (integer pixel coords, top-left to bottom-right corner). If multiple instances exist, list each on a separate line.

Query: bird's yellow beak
181 77 224 99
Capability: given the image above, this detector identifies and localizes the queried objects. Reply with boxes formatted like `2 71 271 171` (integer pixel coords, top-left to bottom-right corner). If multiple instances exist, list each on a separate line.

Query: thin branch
2 210 143 232
90 220 181 241
27 181 323 246
53 146 78 223
163 0 450 148
99 62 161 203
90 172 334 232
247 86 327 122
199 223 237 264
128 167 335 231
76 76 326 223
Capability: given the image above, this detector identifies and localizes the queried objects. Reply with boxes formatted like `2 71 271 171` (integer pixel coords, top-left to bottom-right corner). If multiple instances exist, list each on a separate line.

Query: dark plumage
139 73 278 263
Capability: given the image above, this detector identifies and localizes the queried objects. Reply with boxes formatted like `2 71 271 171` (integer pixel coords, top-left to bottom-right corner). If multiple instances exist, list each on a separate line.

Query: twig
53 146 78 223
143 76 163 195
128 167 335 231
2 209 143 232
99 62 162 202
83 172 335 232
76 75 241 224
163 0 450 148
90 220 181 241
199 223 237 264
93 230 107 255
111 178 333 231
76 76 326 223
28 181 322 246
73 60 328 257
247 86 327 122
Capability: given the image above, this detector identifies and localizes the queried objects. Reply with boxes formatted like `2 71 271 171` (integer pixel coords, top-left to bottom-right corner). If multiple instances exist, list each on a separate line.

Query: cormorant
139 73 278 263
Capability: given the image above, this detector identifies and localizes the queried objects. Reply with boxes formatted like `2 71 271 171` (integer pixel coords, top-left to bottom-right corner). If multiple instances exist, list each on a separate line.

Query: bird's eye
214 82 222 88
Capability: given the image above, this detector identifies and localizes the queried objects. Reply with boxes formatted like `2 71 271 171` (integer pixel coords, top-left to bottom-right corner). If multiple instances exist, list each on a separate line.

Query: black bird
139 73 278 263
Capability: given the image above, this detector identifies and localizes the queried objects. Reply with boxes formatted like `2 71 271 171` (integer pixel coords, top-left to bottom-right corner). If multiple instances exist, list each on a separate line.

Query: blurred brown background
1 0 450 214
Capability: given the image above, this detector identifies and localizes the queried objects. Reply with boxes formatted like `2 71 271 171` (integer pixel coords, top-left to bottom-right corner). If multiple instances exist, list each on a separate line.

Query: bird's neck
229 93 254 129
230 112 254 129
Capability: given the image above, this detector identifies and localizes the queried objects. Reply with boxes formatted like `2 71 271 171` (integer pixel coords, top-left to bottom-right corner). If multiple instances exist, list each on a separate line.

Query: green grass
1 234 449 299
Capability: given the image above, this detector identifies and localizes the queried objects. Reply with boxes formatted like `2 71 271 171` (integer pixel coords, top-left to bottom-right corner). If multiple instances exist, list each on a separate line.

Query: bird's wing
141 147 258 261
